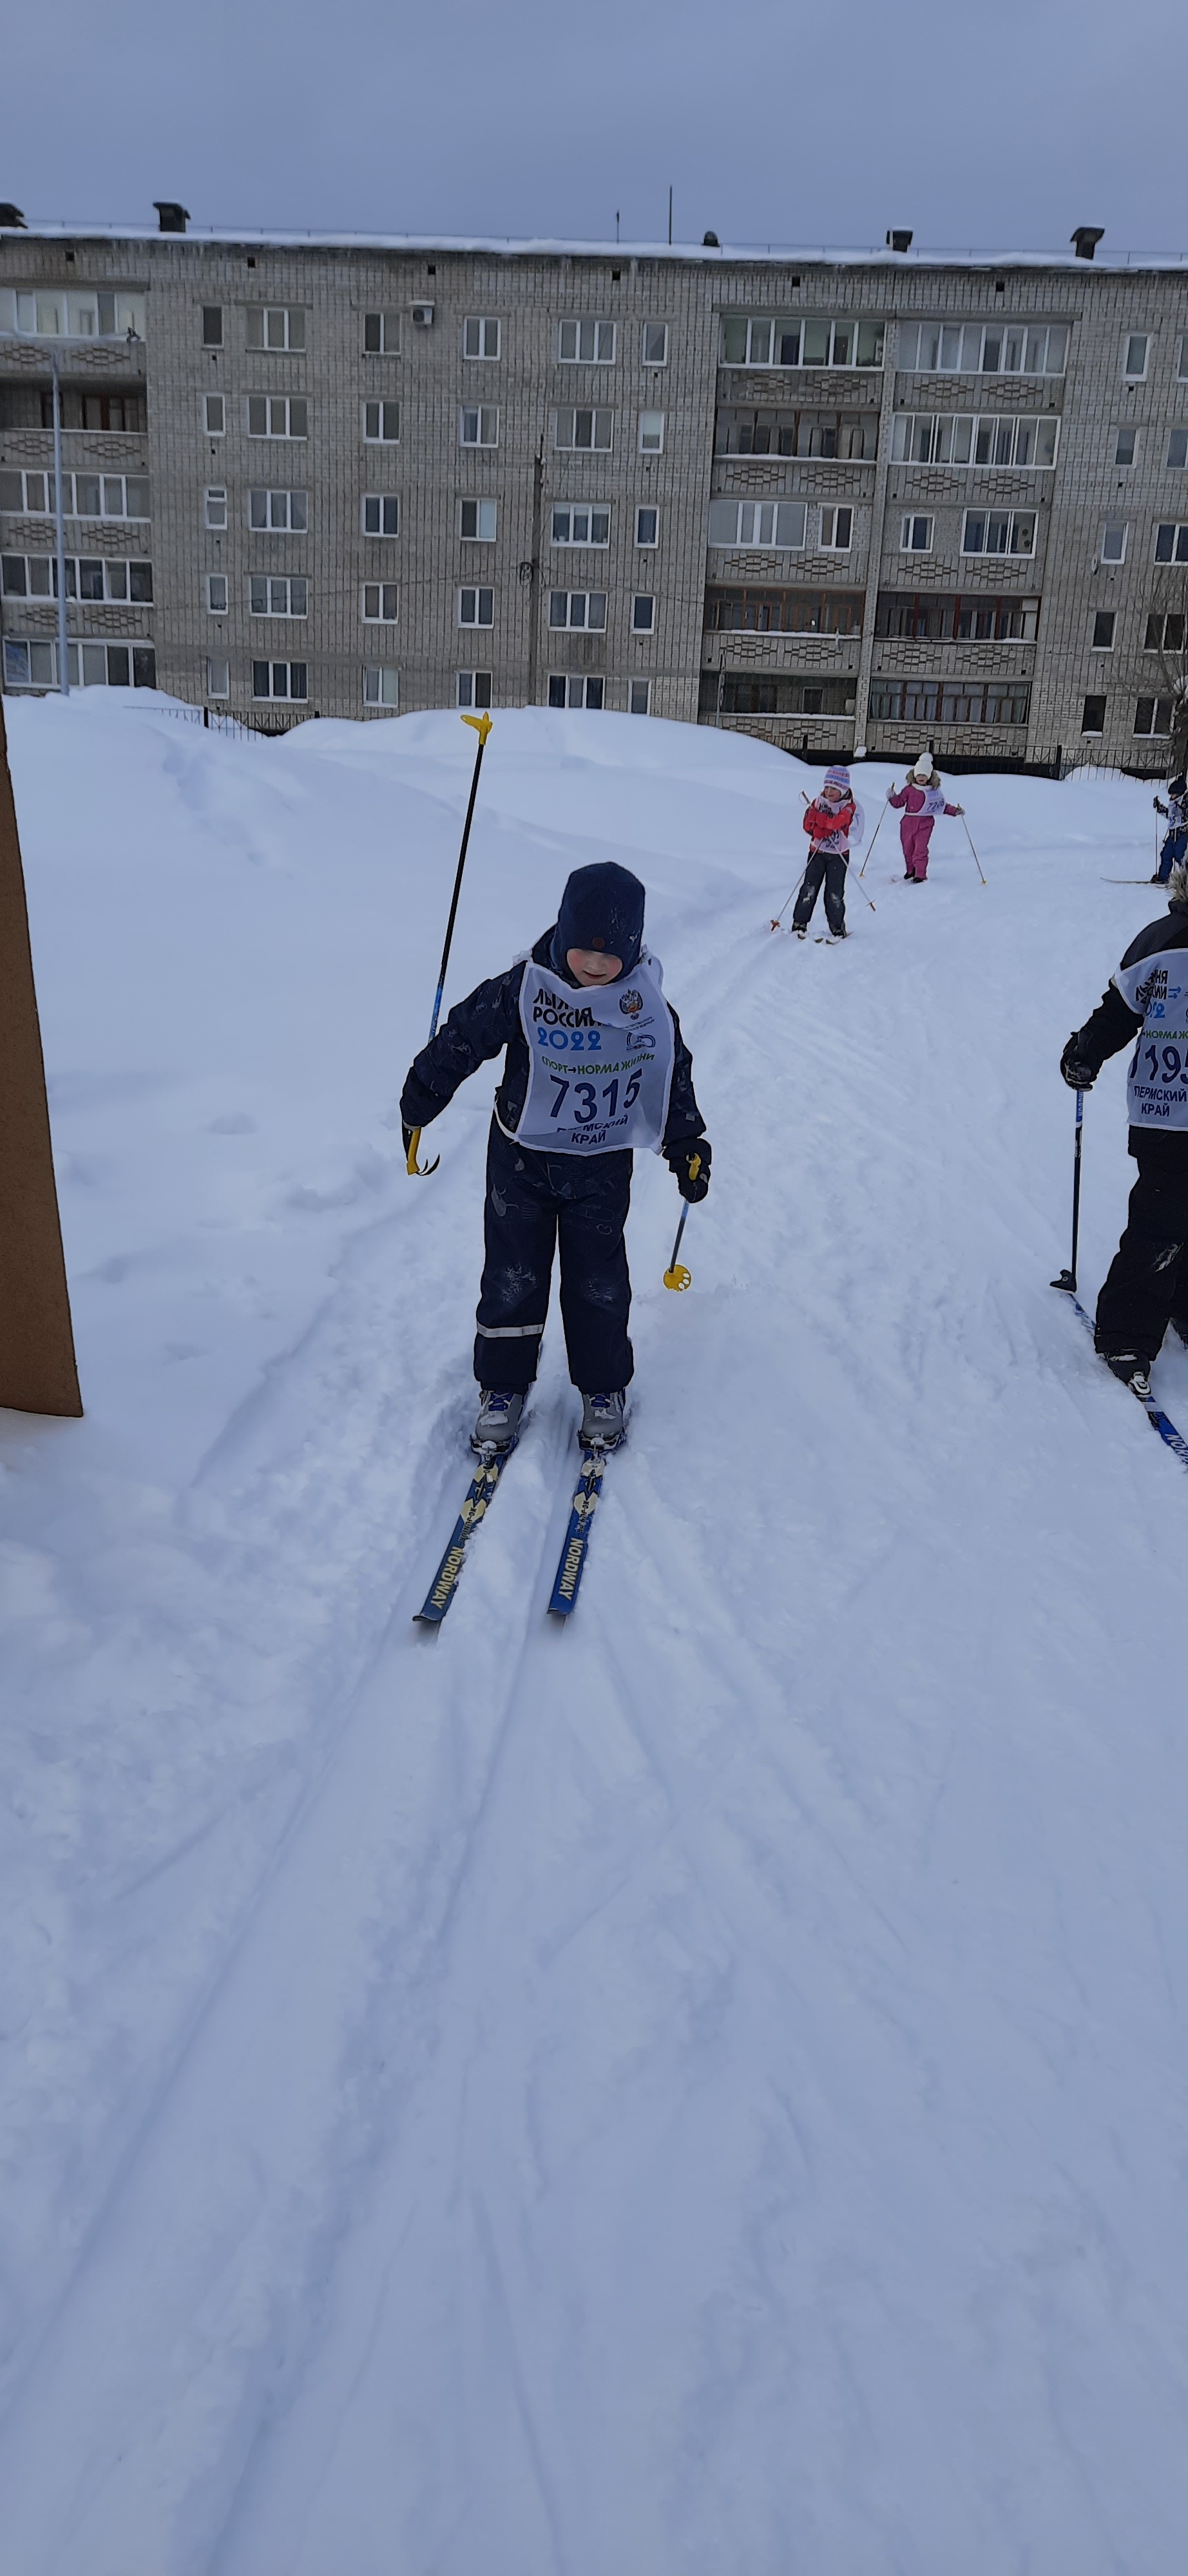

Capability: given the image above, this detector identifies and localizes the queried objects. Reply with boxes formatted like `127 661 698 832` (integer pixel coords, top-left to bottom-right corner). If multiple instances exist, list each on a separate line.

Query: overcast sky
6 0 1186 258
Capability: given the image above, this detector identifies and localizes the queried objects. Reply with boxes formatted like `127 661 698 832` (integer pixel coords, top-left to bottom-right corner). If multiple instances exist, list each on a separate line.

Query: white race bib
1116 947 1188 1128
514 951 675 1155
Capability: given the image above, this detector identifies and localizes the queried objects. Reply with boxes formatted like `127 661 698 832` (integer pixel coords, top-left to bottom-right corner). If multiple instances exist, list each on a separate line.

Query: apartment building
3 207 1188 772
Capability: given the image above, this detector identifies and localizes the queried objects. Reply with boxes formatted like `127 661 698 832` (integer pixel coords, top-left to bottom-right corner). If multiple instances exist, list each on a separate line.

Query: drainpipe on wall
850 312 899 759
51 350 70 696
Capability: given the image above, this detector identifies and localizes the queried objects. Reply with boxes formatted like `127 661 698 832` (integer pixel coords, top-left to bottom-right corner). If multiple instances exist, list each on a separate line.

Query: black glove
666 1137 711 1202
1060 1035 1097 1091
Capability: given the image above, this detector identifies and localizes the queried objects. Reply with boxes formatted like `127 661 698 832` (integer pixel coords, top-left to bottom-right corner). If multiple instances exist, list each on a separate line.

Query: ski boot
579 1389 626 1450
793 925 807 939
472 1388 524 1454
1102 1352 1153 1401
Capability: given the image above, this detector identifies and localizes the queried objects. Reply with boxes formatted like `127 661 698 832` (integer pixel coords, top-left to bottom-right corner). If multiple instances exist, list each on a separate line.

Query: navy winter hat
551 862 646 976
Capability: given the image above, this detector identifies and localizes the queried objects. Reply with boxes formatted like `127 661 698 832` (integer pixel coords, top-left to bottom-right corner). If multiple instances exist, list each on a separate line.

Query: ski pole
406 711 493 1175
664 1203 693 1289
1051 1088 1083 1294
962 812 988 886
858 798 889 878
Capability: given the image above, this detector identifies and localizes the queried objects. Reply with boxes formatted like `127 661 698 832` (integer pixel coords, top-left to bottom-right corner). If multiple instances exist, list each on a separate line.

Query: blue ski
548 1446 609 1616
1064 1294 1188 1471
416 1446 515 1624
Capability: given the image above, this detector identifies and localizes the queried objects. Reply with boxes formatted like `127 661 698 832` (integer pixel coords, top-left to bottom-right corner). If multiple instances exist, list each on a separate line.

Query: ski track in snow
1 697 1187 2573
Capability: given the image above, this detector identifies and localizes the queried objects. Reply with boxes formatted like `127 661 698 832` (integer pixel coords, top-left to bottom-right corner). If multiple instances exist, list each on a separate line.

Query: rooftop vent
1071 226 1104 260
0 202 26 229
703 229 720 247
886 228 913 253
154 200 189 234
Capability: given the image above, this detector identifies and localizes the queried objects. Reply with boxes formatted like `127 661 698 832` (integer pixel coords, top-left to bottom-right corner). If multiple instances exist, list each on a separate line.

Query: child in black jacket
401 861 709 1452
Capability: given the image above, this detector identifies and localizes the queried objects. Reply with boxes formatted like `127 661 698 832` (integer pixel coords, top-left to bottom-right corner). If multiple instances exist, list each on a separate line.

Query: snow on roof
2 222 1188 273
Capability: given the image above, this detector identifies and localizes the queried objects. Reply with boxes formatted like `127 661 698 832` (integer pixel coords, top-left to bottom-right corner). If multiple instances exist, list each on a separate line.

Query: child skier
400 860 710 1455
791 764 864 940
1060 864 1188 1395
888 754 964 880
1152 773 1188 884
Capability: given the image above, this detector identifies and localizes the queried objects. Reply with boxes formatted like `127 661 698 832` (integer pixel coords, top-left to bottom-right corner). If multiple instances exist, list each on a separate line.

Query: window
867 679 1031 726
549 590 606 630
207 657 229 697
1082 695 1107 735
1 470 149 520
458 586 494 627
819 506 852 551
363 495 400 535
632 594 655 632
961 509 1036 557
248 395 307 439
551 504 609 547
1093 610 1116 649
363 665 399 706
460 405 499 446
892 413 1059 468
1180 336 1188 382
642 322 669 365
206 573 228 614
205 485 227 529
363 400 400 442
716 404 876 461
363 312 401 354
252 575 308 616
457 670 492 708
1 554 153 603
252 660 307 700
874 592 1039 642
38 386 147 433
1102 522 1128 562
702 673 857 717
638 410 665 452
205 393 225 435
460 497 497 539
361 582 398 621
0 287 146 339
707 498 807 551
900 319 1068 375
1155 522 1188 563
3 638 155 688
720 314 885 368
463 316 500 358
704 586 864 636
548 675 604 706
250 488 309 531
202 306 223 347
554 408 613 451
1135 696 1174 736
635 506 658 547
559 319 615 362
1145 611 1186 652
1168 429 1188 470
1115 426 1139 466
900 514 934 552
1124 334 1149 381
629 679 652 714
246 307 306 351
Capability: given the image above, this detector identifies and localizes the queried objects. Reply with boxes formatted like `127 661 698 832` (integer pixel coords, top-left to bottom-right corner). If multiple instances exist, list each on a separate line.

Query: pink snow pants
901 813 935 879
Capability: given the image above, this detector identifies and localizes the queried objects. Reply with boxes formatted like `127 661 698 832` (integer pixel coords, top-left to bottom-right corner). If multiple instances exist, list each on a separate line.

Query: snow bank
1 692 1186 2574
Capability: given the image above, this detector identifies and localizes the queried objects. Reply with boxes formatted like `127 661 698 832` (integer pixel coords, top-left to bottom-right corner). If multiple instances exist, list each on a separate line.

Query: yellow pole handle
461 711 493 744
406 1126 439 1177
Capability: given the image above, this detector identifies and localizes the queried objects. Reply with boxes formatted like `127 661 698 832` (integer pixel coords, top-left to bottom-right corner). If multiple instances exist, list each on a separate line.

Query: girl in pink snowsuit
888 756 964 880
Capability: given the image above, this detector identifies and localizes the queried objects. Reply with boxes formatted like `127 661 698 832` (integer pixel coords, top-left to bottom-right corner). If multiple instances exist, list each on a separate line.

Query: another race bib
1117 947 1188 1129
514 951 676 1155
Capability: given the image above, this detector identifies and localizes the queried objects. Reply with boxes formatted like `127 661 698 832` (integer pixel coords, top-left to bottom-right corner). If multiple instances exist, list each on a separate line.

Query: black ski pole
407 712 493 1175
1051 1088 1083 1293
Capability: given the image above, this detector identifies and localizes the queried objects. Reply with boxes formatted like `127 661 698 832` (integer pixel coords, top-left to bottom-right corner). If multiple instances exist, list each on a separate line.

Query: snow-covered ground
2 692 1187 2575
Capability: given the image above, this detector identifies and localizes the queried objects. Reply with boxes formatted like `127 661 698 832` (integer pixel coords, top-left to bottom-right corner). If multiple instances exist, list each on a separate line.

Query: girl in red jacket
790 765 865 940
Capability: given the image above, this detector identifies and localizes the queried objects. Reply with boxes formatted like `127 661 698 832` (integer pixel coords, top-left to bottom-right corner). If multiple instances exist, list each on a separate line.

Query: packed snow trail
1 699 1187 2573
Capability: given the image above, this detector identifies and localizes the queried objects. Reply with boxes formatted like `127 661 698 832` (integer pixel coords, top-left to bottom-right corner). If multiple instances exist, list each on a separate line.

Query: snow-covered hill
1 693 1186 2575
